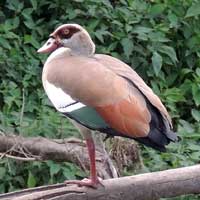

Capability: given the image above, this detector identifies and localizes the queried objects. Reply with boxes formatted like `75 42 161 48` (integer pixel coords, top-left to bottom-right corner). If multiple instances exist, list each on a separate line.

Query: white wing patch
59 102 85 112
44 80 85 112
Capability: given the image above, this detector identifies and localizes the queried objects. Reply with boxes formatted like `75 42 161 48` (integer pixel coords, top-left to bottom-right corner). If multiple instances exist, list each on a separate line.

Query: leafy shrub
0 0 200 198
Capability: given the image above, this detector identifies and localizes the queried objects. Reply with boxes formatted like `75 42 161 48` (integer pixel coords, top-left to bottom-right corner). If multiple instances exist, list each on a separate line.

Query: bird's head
37 24 95 56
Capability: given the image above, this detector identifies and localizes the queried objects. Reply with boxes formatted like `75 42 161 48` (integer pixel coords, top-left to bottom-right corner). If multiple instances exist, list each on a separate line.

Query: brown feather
95 54 172 128
42 48 170 138
96 97 151 137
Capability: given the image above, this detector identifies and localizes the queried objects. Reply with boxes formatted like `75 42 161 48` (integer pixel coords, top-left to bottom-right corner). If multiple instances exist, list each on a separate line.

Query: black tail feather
165 130 179 142
134 128 177 152
137 97 178 151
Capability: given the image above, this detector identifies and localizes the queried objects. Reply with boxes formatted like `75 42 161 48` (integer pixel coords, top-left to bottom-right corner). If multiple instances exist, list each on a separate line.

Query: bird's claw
64 177 103 188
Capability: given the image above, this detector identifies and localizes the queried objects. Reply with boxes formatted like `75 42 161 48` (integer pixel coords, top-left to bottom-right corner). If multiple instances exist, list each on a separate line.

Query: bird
37 24 178 188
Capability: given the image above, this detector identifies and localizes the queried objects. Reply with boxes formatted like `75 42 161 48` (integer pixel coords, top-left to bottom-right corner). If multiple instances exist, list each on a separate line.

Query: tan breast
42 49 129 107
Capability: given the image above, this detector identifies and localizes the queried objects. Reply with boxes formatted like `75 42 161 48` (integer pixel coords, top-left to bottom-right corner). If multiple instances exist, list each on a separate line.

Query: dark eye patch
59 26 80 39
49 35 56 39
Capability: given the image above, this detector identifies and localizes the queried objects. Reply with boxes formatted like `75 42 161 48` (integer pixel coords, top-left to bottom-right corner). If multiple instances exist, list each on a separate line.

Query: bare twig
0 153 37 161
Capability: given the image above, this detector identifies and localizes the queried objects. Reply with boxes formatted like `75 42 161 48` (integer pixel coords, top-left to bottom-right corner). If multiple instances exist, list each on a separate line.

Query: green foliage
0 0 200 198
0 159 85 192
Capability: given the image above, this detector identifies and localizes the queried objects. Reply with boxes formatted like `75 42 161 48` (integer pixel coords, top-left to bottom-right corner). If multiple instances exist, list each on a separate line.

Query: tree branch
0 133 142 179
0 165 200 200
0 134 117 179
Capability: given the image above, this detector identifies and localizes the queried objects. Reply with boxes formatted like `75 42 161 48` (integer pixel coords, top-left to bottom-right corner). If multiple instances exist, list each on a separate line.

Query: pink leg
87 138 98 183
64 138 101 188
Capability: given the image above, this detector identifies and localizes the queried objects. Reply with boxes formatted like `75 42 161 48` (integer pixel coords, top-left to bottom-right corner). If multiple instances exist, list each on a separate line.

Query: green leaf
94 33 104 43
133 26 152 41
0 167 6 178
148 32 170 42
168 12 178 28
179 120 194 134
62 167 76 180
0 38 11 49
132 26 153 34
121 38 134 59
191 109 200 122
164 88 185 102
67 9 77 20
6 0 24 12
5 17 20 30
192 84 200 106
159 45 178 64
149 4 165 17
189 144 200 151
196 68 200 76
50 163 61 177
3 31 19 39
185 2 200 18
22 8 33 19
94 30 112 43
102 0 113 8
24 35 40 48
87 19 100 31
190 152 200 161
27 172 36 188
152 52 162 76
4 17 20 31
30 0 37 10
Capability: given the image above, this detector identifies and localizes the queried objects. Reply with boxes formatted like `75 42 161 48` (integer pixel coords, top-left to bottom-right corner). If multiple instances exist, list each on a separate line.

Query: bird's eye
63 29 69 35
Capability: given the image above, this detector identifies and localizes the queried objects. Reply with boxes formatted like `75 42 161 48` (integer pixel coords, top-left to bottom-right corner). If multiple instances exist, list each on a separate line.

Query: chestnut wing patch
95 98 151 138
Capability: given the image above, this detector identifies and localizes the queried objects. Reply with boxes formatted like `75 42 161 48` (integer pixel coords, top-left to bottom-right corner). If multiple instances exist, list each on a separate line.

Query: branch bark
0 164 200 200
0 134 118 179
0 133 142 179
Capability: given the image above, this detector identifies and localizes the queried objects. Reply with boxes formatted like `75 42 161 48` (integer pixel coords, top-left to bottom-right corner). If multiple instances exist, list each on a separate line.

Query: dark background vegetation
0 0 200 199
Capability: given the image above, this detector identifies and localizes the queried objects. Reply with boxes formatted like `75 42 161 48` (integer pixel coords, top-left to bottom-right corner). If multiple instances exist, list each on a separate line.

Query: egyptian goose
38 24 178 188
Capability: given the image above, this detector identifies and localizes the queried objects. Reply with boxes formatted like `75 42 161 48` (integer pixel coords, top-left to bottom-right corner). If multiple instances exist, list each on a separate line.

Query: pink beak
37 37 59 53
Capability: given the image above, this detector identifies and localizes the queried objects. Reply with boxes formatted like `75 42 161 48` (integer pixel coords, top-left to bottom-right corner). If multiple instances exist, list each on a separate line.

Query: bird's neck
68 32 95 57
45 47 71 65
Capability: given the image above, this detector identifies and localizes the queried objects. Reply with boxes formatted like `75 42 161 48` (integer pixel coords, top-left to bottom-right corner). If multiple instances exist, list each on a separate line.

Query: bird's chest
42 58 119 112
